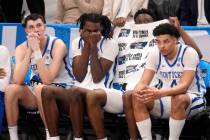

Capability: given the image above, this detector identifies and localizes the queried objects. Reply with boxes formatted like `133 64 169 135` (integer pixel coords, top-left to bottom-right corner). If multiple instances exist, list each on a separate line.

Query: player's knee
41 86 54 101
172 95 189 111
132 93 143 110
5 84 21 102
86 91 99 106
69 89 84 103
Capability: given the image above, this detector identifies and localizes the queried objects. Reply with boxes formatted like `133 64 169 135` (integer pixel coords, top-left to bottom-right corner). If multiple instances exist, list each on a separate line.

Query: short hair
153 23 180 38
134 8 156 22
23 14 46 28
77 13 112 39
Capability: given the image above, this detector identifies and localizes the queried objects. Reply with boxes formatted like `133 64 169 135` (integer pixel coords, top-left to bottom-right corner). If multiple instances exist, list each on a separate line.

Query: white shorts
150 93 205 119
102 88 124 114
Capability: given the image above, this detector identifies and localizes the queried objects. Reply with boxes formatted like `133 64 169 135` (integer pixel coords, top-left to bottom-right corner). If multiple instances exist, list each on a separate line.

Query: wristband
33 50 42 61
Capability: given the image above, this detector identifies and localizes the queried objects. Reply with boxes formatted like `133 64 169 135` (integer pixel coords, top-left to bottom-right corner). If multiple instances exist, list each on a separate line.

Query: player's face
25 18 46 38
135 14 154 24
156 34 178 59
82 21 102 34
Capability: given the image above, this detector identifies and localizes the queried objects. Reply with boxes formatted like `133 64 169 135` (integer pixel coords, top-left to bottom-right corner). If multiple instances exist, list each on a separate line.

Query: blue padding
199 60 210 88
0 91 4 133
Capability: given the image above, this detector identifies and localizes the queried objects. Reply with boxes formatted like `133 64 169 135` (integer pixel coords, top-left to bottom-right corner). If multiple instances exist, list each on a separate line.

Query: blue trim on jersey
189 103 205 112
195 69 201 92
159 98 164 117
113 56 118 76
192 96 202 103
63 56 75 79
42 36 50 56
181 47 188 67
49 37 58 58
165 44 182 67
104 72 110 87
156 51 161 71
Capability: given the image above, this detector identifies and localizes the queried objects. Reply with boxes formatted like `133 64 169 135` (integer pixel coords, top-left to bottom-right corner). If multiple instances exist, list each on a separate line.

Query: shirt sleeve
145 47 160 72
0 46 11 92
70 37 82 58
182 47 199 71
100 38 119 62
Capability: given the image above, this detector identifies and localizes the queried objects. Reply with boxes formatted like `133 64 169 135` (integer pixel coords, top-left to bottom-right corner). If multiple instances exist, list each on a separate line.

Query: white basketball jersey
155 44 206 96
29 35 74 87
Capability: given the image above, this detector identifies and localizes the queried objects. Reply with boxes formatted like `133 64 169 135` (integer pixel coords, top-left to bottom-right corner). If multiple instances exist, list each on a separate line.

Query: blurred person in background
180 0 210 26
103 0 149 27
54 0 104 24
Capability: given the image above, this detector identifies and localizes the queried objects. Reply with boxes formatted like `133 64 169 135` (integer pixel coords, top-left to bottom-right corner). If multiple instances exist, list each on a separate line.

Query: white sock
45 129 50 140
169 117 186 140
50 136 60 140
74 137 83 140
99 137 107 140
8 126 19 140
136 118 152 140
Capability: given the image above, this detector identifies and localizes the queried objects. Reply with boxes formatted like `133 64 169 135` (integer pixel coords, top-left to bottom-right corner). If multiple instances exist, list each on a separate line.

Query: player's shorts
150 93 206 119
102 88 124 114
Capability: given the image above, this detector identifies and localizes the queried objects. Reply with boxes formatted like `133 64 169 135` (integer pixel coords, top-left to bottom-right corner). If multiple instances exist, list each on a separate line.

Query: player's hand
140 86 160 103
0 68 6 79
89 31 101 50
169 17 181 30
134 86 159 103
113 17 126 27
81 30 90 43
27 32 40 51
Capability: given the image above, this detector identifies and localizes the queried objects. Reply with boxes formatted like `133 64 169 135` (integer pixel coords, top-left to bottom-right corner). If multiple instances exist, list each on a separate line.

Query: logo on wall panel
130 42 147 49
118 29 131 37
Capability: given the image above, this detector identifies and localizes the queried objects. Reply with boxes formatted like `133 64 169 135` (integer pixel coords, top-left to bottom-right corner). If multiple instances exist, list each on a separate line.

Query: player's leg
34 84 51 140
132 92 154 140
169 94 191 140
68 87 90 139
123 91 139 140
5 84 37 140
41 85 68 140
86 88 123 139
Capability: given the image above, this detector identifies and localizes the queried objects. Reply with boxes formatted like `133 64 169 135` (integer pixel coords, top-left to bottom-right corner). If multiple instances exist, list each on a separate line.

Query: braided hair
77 13 112 39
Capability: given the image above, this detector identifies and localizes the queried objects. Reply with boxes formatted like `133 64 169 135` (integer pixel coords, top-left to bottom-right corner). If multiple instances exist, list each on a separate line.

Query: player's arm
169 17 203 59
157 48 199 97
72 34 91 82
36 39 66 85
13 45 32 84
90 37 118 83
0 46 11 91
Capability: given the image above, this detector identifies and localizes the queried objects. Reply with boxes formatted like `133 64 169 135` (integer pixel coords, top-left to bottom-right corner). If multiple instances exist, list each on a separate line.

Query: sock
136 118 152 140
74 137 83 140
99 137 107 140
50 136 60 140
169 117 186 140
8 126 19 140
45 129 50 140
